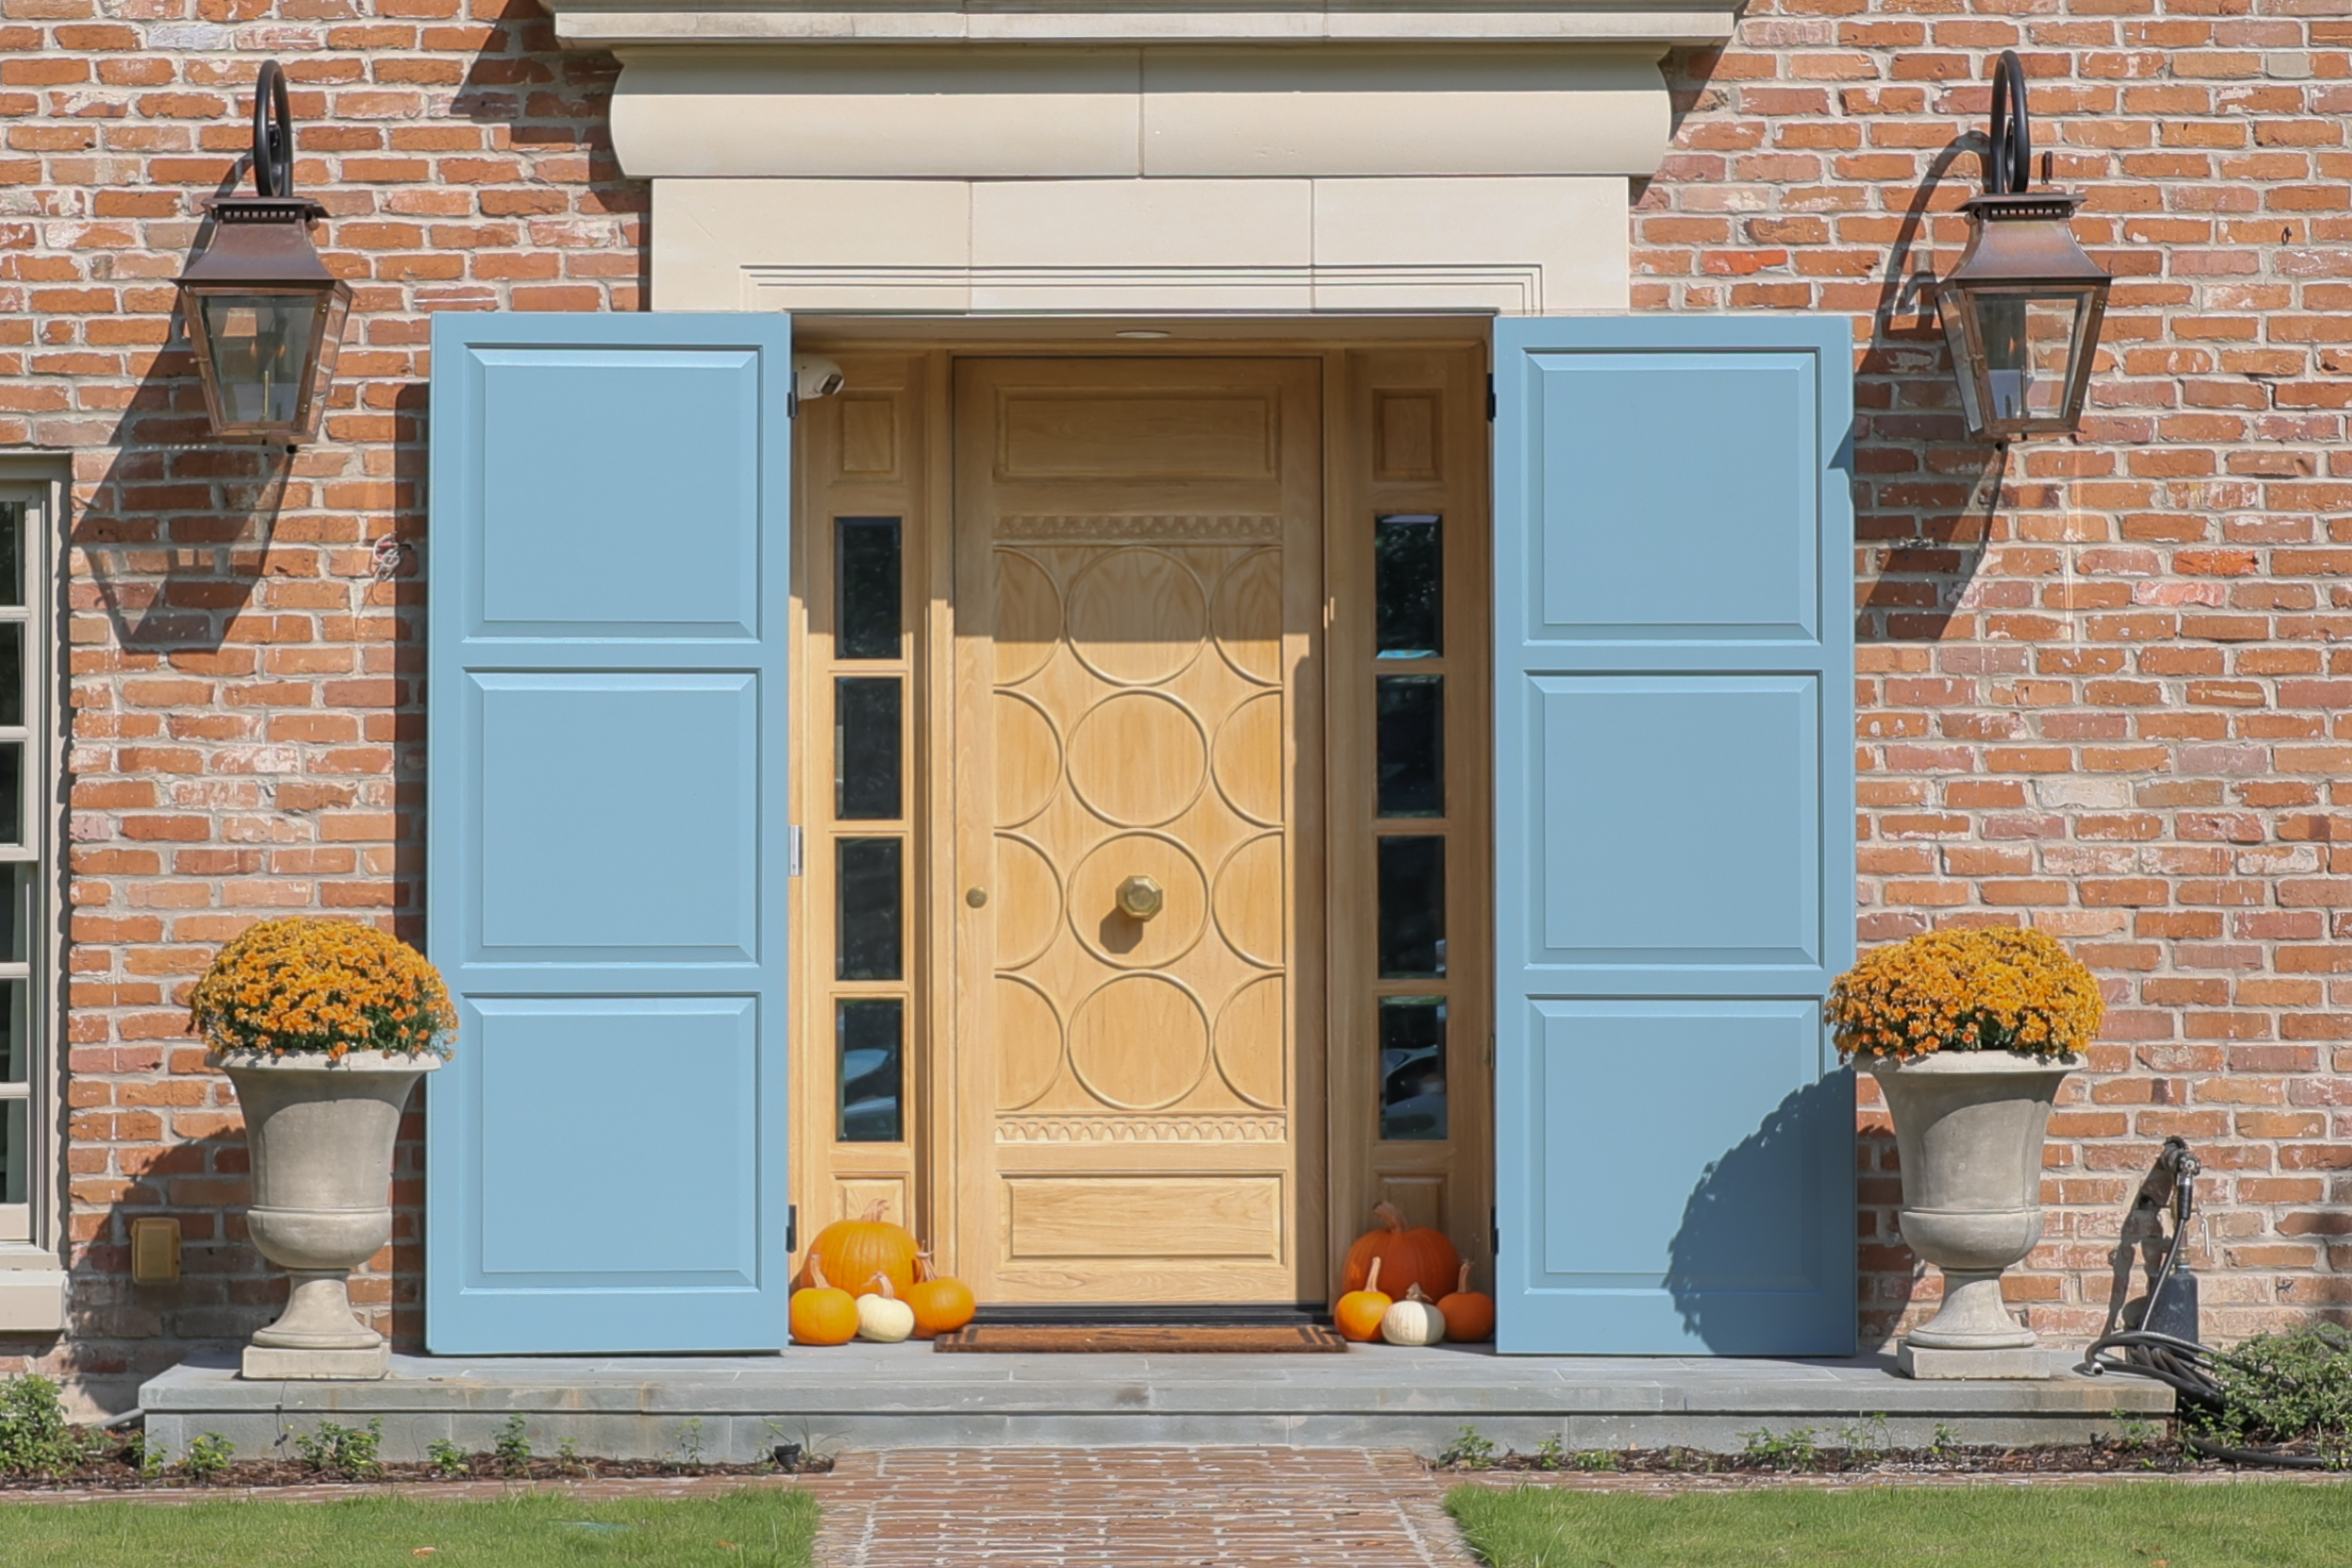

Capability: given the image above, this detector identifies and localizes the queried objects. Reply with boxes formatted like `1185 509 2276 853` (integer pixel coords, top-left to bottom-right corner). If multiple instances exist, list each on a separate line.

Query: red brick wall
1645 13 2352 1341
2 2 636 1408
3 0 2347 1409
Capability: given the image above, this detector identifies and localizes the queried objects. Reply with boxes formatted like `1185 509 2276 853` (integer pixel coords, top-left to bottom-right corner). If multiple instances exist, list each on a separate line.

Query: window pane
837 998 905 1143
1379 997 1447 1142
0 623 22 729
0 741 23 848
0 980 24 1084
837 836 904 982
837 516 903 660
1377 835 1446 978
1376 676 1444 818
0 1097 24 1206
0 500 21 609
1374 514 1442 659
0 867 25 965
836 677 903 821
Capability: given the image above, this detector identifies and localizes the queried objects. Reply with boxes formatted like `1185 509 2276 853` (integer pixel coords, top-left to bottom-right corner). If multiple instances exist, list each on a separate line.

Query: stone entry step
139 1343 2173 1465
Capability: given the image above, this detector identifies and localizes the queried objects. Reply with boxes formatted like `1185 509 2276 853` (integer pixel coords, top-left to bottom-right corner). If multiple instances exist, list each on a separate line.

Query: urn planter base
1898 1343 2075 1381
243 1343 391 1381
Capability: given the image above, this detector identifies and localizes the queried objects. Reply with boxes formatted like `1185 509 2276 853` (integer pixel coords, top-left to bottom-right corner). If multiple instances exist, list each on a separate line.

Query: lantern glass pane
1962 287 2097 430
198 293 320 430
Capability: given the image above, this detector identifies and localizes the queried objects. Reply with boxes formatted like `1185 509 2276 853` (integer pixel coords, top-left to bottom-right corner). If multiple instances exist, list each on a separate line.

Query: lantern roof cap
177 195 343 291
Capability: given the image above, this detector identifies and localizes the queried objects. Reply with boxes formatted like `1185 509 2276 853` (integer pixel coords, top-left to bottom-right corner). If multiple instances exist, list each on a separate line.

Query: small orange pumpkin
1333 1256 1392 1343
803 1201 920 1298
788 1257 859 1346
1437 1261 1496 1343
1341 1203 1460 1304
905 1252 976 1340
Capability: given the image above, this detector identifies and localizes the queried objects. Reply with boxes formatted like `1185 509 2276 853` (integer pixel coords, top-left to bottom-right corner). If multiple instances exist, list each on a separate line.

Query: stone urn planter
1871 1051 2080 1376
212 1050 441 1380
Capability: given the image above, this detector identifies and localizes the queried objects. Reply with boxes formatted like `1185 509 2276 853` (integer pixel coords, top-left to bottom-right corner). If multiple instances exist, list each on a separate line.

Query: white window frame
0 465 59 1297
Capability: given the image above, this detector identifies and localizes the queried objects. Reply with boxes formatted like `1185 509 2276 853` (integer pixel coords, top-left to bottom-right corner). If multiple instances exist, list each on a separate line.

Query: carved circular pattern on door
1214 973 1288 1110
1068 831 1209 969
993 690 1062 828
1068 973 1210 1112
1211 690 1284 828
1211 832 1285 969
1066 690 1208 828
1065 548 1208 686
992 833 1061 970
1210 548 1282 686
994 548 1062 687
994 974 1065 1112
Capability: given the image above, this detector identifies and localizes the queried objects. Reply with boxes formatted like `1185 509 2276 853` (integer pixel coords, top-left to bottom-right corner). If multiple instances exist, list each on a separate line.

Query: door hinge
787 1204 798 1256
788 825 804 877
1485 373 1497 422
1491 1207 1499 1256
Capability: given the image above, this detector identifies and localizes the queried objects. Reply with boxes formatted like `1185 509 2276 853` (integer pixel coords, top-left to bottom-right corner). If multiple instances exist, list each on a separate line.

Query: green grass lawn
1447 1480 2352 1568
0 1487 819 1567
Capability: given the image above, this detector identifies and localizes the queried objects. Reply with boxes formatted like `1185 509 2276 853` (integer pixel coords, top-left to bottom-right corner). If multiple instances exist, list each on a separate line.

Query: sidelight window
0 486 46 1239
1370 514 1447 1141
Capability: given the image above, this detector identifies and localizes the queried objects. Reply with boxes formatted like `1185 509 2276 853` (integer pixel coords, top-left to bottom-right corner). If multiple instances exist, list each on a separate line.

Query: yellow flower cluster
1827 927 2103 1061
188 917 457 1060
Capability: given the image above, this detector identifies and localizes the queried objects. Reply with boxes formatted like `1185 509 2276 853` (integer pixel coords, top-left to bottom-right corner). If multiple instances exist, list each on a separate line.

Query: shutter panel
426 313 795 1352
1491 317 1856 1355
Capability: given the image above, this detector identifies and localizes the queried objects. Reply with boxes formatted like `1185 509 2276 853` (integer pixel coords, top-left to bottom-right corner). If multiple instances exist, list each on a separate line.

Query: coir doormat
933 1324 1348 1353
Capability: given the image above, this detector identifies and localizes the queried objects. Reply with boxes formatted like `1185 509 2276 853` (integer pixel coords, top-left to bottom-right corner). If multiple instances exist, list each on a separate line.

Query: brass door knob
1116 875 1164 921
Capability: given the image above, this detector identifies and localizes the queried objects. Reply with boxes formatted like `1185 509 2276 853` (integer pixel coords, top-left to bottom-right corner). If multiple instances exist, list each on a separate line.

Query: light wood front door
951 358 1326 1304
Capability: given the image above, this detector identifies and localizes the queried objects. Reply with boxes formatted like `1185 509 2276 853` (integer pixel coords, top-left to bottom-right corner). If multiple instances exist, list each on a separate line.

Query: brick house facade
0 0 2344 1408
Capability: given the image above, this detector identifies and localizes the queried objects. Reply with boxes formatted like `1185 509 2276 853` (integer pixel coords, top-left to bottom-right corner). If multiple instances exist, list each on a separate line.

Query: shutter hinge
788 825 804 878
1485 373 1497 423
1491 1207 1499 1256
787 1204 798 1256
787 389 800 419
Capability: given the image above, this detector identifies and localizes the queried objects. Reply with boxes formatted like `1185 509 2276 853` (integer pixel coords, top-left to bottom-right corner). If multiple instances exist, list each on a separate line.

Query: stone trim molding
653 177 1630 315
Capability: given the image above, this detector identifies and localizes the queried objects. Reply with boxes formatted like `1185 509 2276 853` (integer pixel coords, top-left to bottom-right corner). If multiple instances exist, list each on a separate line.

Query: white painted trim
0 1265 64 1333
653 177 1631 316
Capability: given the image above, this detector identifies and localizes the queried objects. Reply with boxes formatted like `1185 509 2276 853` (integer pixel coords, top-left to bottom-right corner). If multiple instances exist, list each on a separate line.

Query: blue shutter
426 313 794 1353
1492 317 1856 1355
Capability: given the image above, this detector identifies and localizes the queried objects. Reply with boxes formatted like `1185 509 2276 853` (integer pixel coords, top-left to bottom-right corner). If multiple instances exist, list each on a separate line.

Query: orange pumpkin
1333 1256 1393 1343
1340 1203 1460 1304
1437 1261 1496 1343
788 1257 859 1346
803 1202 920 1298
905 1252 976 1340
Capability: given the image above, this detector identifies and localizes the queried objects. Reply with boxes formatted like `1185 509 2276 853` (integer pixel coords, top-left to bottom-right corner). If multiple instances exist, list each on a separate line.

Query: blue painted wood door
1492 317 1856 1356
426 313 794 1353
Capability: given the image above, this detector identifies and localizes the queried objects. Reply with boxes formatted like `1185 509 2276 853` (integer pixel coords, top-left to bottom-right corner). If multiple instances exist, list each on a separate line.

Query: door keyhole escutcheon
1117 875 1164 921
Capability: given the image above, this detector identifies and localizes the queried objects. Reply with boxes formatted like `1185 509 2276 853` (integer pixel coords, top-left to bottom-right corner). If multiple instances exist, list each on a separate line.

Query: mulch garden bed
1425 1425 2344 1479
0 1447 835 1494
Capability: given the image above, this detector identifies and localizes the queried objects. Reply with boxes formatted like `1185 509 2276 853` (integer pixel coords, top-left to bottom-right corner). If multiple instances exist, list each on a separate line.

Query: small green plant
2110 1411 2160 1451
1839 1413 1891 1458
0 1374 105 1476
292 1418 383 1479
125 1430 166 1480
1740 1425 1819 1470
494 1414 532 1475
181 1431 235 1482
1928 1422 1961 1459
1531 1435 1565 1470
1438 1425 1499 1470
557 1436 587 1476
425 1438 468 1478
1572 1448 1620 1473
674 1417 707 1467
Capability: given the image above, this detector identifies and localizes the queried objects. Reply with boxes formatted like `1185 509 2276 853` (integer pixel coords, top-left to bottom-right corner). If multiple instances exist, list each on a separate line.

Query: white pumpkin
855 1273 917 1342
1380 1284 1447 1346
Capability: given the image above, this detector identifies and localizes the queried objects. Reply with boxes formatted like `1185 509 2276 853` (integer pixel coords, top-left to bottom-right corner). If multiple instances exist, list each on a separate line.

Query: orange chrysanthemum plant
1827 928 2103 1063
188 917 457 1061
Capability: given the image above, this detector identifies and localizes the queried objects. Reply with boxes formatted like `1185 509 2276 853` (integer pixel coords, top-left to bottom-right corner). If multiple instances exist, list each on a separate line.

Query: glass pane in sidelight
0 742 23 848
1376 676 1444 818
1377 835 1447 978
0 623 22 729
1378 996 1447 1142
837 998 905 1143
835 677 903 821
837 516 903 660
0 867 24 965
0 500 22 609
0 981 21 1086
0 1096 23 1206
1374 514 1442 659
837 836 904 982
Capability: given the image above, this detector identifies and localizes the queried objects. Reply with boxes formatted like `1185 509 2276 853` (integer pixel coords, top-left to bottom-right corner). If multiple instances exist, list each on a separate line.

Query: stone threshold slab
140 1345 2173 1463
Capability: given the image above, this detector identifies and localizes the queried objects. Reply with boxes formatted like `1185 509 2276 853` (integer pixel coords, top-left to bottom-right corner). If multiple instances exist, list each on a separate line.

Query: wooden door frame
788 324 1494 1300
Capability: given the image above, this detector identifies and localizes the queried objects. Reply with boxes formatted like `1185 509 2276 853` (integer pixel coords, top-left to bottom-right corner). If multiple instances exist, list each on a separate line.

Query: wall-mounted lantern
175 61 350 444
1937 51 2111 442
